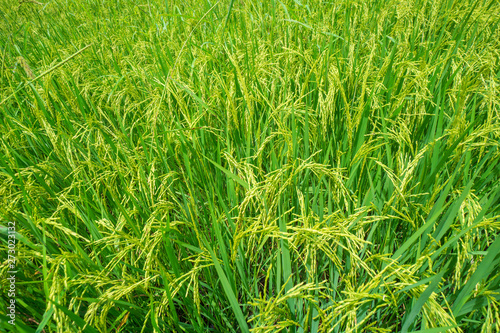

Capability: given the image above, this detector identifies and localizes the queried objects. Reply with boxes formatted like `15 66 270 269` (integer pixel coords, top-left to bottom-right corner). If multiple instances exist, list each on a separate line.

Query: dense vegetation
1 0 500 332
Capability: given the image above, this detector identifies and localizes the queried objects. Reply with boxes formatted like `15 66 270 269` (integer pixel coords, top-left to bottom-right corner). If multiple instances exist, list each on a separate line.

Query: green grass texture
1 0 499 332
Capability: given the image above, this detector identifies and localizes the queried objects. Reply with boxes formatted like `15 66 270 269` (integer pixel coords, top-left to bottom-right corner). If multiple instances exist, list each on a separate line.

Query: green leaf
202 154 249 190
452 235 500 315
401 266 448 333
208 247 249 333
35 307 54 333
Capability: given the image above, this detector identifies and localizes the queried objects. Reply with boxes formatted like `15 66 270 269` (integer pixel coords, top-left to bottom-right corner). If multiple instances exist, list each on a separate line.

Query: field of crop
1 0 499 332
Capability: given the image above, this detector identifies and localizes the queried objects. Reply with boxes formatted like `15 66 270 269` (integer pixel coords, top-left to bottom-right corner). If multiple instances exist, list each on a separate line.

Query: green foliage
1 0 499 332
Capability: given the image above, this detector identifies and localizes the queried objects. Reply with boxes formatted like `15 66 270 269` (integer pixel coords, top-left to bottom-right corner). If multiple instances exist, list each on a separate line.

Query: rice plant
0 0 499 332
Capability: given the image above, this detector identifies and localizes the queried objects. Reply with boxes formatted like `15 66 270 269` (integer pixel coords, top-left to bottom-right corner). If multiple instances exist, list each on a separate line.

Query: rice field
1 0 500 332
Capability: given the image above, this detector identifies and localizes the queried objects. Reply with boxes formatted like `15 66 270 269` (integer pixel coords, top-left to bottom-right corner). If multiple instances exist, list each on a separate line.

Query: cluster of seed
16 56 35 79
